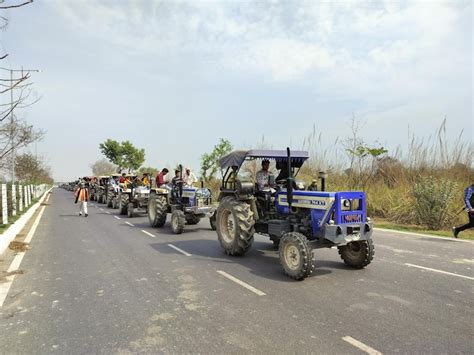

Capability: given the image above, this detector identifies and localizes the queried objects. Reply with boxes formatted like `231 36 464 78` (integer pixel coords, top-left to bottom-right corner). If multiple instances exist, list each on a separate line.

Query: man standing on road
75 180 89 217
453 184 474 238
183 167 197 187
156 168 169 188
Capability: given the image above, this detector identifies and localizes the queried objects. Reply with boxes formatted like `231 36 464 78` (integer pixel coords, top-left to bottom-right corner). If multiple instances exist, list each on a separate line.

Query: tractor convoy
67 148 374 280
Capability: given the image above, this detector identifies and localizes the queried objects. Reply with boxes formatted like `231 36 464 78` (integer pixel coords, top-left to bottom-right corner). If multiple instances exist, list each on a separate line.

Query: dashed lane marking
105 211 111 215
342 336 382 355
114 216 121 220
216 270 266 296
404 263 474 281
141 230 155 238
125 222 135 227
167 244 192 256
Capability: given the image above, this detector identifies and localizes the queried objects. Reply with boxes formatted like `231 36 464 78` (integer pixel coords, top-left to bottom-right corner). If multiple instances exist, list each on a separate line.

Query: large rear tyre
185 214 200 225
338 239 374 268
171 210 185 234
107 195 113 208
112 197 118 209
216 198 255 256
148 195 167 227
279 232 314 281
119 194 129 215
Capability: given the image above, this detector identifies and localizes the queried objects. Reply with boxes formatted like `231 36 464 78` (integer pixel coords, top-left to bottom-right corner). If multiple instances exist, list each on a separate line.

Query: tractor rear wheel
216 197 255 256
127 202 134 218
112 197 118 209
107 195 113 208
185 214 200 225
338 239 374 268
171 210 185 234
119 194 129 215
279 232 314 281
148 195 167 227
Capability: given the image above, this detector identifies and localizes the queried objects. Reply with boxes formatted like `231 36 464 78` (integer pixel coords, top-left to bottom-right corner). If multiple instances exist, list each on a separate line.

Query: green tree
99 139 145 173
200 138 233 182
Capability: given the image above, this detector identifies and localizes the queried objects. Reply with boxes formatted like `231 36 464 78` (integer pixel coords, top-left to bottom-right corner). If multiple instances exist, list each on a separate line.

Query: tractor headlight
366 217 372 222
328 219 335 225
342 199 350 208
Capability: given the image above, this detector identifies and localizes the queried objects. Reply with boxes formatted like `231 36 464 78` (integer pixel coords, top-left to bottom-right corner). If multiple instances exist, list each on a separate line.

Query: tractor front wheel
279 232 314 281
119 194 129 215
171 210 185 234
216 198 255 256
127 202 135 218
209 212 217 231
338 240 374 268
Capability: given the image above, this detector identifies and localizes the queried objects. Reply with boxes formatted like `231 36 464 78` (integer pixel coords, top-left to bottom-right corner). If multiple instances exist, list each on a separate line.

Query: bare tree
90 158 118 176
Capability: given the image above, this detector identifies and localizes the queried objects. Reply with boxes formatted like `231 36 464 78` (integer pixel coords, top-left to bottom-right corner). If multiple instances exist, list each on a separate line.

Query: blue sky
1 0 472 181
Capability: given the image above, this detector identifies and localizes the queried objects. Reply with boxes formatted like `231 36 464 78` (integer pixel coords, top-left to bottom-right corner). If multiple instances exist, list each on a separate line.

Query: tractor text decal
343 214 362 223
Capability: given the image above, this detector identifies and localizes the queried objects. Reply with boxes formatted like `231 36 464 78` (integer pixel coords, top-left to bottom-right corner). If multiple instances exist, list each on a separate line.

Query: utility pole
0 67 40 184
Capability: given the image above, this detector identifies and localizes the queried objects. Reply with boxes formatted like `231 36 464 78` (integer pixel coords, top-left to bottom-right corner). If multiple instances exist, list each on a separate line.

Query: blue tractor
215 148 374 280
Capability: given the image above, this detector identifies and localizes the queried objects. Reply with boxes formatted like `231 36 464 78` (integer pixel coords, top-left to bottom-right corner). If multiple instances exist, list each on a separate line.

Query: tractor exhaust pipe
286 147 294 211
179 164 183 198
318 171 328 192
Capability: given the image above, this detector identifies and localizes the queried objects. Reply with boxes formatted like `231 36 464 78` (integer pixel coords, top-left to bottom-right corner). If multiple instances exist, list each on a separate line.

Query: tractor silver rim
172 214 178 230
345 242 362 258
220 210 235 244
284 244 301 271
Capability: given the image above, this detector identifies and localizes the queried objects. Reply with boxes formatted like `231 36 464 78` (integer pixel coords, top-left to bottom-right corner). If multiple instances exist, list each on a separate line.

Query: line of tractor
64 148 375 281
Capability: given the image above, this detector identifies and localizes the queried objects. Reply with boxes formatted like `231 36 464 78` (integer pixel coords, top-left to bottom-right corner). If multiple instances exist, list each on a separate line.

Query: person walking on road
453 184 474 238
75 180 90 217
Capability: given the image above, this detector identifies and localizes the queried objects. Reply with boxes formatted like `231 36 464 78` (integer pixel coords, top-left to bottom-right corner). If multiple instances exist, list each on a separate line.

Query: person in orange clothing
75 179 90 217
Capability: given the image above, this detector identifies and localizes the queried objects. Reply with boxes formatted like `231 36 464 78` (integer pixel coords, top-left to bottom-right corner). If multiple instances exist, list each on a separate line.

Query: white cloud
54 1 469 83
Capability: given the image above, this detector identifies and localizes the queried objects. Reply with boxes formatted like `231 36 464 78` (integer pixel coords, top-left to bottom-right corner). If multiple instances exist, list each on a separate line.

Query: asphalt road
0 188 473 354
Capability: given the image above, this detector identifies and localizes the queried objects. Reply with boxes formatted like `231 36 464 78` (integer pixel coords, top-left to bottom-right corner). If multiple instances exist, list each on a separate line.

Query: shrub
411 176 457 230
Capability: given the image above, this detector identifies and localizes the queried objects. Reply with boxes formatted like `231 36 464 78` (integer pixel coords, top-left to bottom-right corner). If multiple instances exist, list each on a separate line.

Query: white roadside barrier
0 184 52 255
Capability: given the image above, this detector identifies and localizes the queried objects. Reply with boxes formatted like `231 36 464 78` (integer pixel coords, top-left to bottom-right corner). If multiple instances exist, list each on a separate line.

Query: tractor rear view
215 148 374 280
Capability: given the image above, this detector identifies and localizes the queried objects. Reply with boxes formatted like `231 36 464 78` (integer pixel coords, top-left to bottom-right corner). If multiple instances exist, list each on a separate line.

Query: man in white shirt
256 159 275 191
183 167 198 187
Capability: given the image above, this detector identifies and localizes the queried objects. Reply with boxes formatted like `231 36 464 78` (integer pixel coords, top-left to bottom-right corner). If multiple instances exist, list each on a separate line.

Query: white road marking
0 206 47 307
141 230 155 238
342 336 382 355
167 244 192 257
99 208 104 211
125 222 134 227
216 270 266 296
375 228 474 243
105 211 111 214
114 216 121 220
404 263 474 281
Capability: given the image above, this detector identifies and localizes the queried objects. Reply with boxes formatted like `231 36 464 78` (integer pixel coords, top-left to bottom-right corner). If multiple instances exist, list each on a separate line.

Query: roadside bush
411 176 457 230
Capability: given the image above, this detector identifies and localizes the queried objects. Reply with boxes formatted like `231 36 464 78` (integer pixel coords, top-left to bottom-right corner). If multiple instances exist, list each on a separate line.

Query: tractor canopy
219 149 309 169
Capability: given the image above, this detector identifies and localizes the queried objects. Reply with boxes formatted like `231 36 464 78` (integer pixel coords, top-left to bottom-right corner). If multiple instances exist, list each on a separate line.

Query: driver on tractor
256 159 276 192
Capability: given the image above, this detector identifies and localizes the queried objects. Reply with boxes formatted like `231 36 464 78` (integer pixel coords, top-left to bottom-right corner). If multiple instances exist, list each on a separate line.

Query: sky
0 0 472 181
